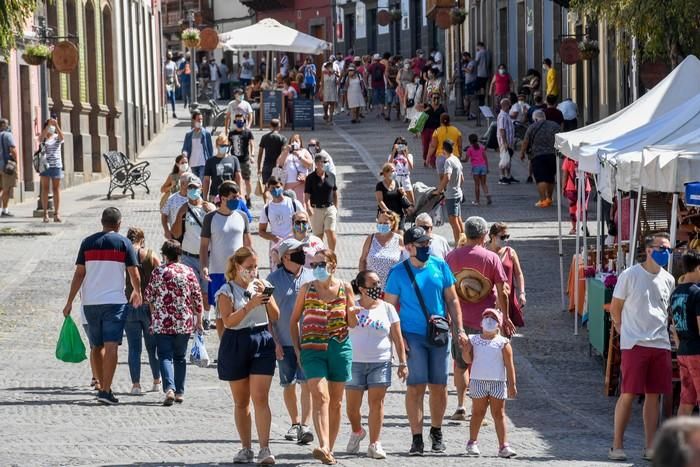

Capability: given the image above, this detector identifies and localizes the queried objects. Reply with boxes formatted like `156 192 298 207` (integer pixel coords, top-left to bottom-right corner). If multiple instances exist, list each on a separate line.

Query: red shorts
620 345 672 395
678 355 700 405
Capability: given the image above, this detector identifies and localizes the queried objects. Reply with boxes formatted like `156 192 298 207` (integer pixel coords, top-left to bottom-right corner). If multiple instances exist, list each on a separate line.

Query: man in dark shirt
228 112 255 208
385 56 400 121
368 54 386 117
203 135 242 202
527 92 547 123
257 118 287 185
543 94 564 127
304 154 339 251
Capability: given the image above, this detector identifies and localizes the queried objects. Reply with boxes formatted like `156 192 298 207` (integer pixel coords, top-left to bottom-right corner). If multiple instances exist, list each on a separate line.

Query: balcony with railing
240 0 294 11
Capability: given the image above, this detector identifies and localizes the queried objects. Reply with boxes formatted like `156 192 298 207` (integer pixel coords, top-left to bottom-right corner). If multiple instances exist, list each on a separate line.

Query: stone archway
102 3 118 151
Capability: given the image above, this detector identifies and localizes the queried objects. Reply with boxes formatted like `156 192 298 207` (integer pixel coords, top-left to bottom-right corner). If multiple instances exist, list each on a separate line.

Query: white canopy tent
639 144 700 193
219 18 332 55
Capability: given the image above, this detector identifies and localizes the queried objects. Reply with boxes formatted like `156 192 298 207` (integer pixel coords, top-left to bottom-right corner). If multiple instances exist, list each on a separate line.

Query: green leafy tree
570 0 700 67
0 0 39 55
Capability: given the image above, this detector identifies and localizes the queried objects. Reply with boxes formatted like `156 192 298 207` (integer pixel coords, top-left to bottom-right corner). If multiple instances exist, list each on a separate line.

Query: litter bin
198 105 213 128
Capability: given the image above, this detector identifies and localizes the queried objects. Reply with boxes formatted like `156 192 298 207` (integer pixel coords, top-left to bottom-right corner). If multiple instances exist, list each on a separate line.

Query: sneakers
285 424 300 441
233 447 255 464
429 427 446 453
130 385 142 396
498 444 517 458
508 176 520 183
297 425 314 445
96 390 119 405
163 389 175 406
1 211 14 217
346 427 366 454
409 436 424 456
151 382 162 393
608 447 627 461
535 198 553 208
367 442 387 459
257 447 275 465
450 408 468 421
642 448 654 461
498 177 511 185
526 176 534 183
466 440 480 456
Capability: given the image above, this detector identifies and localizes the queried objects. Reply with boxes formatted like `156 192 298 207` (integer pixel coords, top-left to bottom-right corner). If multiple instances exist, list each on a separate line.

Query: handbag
403 260 451 347
33 143 47 173
498 149 511 169
3 159 17 176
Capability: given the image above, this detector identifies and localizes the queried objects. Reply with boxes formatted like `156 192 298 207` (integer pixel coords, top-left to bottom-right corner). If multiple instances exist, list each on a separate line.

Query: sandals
312 447 336 465
54 215 62 223
90 378 101 391
163 390 175 406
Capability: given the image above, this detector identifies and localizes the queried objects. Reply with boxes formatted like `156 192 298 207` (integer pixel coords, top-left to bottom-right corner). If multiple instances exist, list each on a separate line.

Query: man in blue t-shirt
63 207 141 405
385 226 467 456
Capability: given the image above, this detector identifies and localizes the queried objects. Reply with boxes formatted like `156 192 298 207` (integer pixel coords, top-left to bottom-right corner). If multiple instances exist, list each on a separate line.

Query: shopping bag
498 149 511 169
408 111 428 134
255 178 264 197
189 331 210 368
55 316 87 363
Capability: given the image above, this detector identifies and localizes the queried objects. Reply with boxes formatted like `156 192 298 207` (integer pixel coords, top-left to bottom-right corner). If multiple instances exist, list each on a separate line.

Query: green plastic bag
408 111 428 134
56 316 87 363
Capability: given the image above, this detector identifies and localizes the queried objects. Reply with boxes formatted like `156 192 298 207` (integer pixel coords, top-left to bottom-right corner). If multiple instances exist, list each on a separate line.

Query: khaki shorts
0 171 18 195
311 205 338 235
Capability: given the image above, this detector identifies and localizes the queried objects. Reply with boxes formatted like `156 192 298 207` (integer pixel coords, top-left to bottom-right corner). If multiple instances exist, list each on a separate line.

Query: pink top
493 73 511 95
467 144 487 167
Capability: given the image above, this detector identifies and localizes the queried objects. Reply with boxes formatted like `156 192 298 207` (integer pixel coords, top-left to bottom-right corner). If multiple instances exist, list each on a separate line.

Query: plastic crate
685 182 700 207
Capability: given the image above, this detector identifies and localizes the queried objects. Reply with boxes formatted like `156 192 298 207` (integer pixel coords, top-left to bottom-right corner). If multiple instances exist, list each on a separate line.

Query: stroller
405 181 445 227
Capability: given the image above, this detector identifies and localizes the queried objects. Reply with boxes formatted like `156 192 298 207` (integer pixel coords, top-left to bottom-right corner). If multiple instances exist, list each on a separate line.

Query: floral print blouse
144 262 203 335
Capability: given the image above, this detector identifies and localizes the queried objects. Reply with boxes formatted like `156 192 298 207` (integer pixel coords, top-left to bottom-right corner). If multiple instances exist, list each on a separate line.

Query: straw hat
455 268 493 303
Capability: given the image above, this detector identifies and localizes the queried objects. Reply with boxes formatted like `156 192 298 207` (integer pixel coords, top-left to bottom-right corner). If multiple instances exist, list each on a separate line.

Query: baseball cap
404 226 431 245
182 173 201 187
353 56 361 62
277 238 307 258
372 53 381 60
482 308 503 326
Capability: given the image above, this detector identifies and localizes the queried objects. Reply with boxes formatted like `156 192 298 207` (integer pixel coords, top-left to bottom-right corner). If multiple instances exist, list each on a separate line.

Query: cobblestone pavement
0 107 648 466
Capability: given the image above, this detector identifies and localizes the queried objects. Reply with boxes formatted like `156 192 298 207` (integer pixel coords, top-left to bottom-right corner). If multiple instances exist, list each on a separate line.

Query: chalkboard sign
292 98 315 131
260 90 285 129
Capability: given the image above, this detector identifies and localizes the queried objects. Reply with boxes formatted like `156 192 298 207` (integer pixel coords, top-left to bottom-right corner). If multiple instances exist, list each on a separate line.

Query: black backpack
371 64 384 82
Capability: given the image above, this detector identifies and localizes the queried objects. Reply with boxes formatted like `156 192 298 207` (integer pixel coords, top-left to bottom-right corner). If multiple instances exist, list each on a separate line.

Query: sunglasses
653 246 672 253
499 234 510 241
418 225 433 230
310 261 327 269
294 220 308 225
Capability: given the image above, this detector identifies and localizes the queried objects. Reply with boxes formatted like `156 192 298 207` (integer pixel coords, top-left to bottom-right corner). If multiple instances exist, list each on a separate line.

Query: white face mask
238 267 257 283
498 69 506 75
481 317 499 333
291 142 300 151
48 125 56 134
193 121 202 129
178 163 189 173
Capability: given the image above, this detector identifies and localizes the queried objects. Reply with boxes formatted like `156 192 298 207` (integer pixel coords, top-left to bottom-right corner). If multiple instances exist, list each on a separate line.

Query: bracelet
398 362 407 368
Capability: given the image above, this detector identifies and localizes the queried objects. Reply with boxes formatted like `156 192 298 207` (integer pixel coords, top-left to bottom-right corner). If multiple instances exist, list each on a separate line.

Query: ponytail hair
224 246 257 282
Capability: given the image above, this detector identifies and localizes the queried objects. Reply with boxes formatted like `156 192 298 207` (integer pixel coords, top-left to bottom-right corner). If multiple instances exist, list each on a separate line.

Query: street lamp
452 2 466 116
187 10 198 113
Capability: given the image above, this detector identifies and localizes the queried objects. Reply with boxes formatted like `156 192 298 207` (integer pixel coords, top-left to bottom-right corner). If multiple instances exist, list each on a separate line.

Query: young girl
465 133 491 205
461 308 517 458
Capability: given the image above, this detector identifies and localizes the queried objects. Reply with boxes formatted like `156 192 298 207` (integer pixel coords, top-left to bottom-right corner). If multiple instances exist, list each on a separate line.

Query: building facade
0 0 166 203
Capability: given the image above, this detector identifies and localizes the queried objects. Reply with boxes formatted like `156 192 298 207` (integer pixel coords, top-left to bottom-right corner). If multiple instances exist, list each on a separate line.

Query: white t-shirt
240 58 255 80
469 334 508 381
349 301 400 363
557 99 578 121
227 99 254 121
259 197 305 239
612 263 675 350
443 155 463 200
429 234 451 259
190 134 206 168
161 193 188 226
510 101 530 123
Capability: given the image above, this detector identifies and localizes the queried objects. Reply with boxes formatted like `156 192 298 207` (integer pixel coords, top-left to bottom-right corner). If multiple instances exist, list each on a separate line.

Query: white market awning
220 18 331 55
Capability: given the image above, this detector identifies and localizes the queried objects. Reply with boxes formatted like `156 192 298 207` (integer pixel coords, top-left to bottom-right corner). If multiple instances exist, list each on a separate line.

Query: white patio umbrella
220 18 331 55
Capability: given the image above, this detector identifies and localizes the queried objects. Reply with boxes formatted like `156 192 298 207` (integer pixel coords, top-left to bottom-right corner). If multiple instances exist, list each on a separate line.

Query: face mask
495 237 506 248
226 198 238 210
187 188 201 201
271 187 284 198
481 317 499 333
236 95 243 102
364 286 383 301
498 69 506 75
238 267 257 283
178 163 189 172
48 125 56 134
289 250 306 266
291 142 300 151
293 222 309 234
235 120 245 129
389 171 397 180
518 100 525 105
415 245 431 263
404 64 410 69
313 265 331 281
651 248 671 267
193 121 202 129
323 162 331 172
219 145 229 154
308 145 318 154
376 223 391 234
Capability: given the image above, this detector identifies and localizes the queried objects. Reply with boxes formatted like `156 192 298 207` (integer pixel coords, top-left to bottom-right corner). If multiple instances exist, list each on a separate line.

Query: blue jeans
124 304 160 384
181 81 191 107
155 333 190 394
167 89 176 113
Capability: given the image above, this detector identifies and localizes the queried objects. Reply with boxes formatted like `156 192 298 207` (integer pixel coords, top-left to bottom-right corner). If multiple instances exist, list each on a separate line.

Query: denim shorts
472 165 487 176
83 303 127 347
385 88 398 106
278 345 306 386
82 324 95 349
39 167 63 179
445 196 462 218
404 331 450 385
346 361 392 390
372 88 386 106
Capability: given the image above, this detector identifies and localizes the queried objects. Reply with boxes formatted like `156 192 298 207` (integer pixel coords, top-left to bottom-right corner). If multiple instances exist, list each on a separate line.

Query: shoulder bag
403 260 450 347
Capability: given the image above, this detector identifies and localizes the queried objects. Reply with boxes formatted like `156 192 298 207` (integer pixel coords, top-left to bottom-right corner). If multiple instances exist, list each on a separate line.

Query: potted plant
450 7 467 25
182 28 200 48
578 38 599 61
23 43 51 66
389 7 402 22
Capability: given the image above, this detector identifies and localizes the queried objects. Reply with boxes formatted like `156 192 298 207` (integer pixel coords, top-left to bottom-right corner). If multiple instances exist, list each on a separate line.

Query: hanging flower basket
450 7 467 25
182 28 201 48
389 8 403 22
23 43 51 66
578 39 599 61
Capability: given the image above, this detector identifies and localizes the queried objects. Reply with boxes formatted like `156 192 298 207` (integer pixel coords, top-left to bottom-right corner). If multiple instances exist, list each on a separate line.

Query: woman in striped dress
290 250 359 465
39 118 64 223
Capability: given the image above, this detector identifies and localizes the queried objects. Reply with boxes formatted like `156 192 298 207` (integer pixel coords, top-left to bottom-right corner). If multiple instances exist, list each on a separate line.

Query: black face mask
364 286 383 301
289 250 306 266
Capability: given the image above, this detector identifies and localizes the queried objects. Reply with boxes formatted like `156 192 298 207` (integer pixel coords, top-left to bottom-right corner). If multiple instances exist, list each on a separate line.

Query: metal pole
188 10 197 112
631 36 639 101
616 190 623 271
557 153 566 313
595 175 602 271
573 169 583 335
630 187 643 267
454 3 464 116
35 16 51 216
669 193 679 272
629 197 635 266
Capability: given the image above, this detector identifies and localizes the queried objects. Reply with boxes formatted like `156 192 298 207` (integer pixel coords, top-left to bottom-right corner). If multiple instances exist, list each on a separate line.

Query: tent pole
630 187 643 267
557 153 566 313
574 169 582 336
617 191 623 272
629 197 635 268
582 171 588 267
669 193 679 272
596 177 602 271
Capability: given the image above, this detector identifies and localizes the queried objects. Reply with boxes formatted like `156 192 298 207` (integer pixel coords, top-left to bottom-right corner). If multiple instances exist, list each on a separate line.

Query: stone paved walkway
0 108 647 466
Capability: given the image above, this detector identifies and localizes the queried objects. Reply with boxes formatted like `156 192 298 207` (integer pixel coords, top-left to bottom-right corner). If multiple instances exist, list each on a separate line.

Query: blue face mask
313 266 330 281
226 198 238 210
235 120 245 128
219 145 230 153
651 248 671 267
271 187 284 198
376 223 391 234
415 245 431 263
187 188 201 201
323 162 331 173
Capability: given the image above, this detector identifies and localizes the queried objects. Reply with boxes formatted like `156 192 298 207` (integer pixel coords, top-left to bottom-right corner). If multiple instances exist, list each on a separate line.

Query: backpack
264 196 297 220
371 64 384 82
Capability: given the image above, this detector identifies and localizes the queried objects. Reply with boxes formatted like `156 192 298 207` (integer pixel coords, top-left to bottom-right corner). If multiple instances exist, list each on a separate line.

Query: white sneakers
367 442 387 459
498 444 517 458
233 447 255 464
257 447 275 465
466 441 481 456
466 441 517 458
608 447 627 461
130 385 142 396
346 427 367 454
